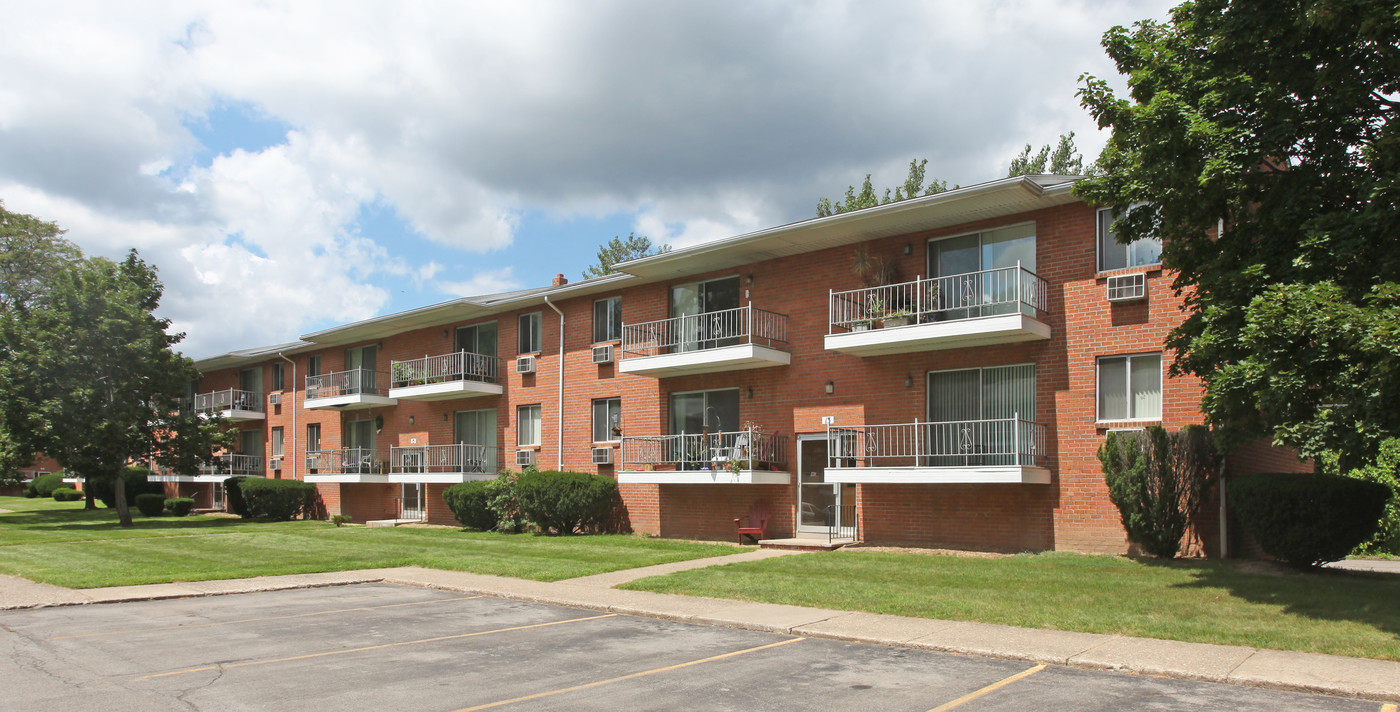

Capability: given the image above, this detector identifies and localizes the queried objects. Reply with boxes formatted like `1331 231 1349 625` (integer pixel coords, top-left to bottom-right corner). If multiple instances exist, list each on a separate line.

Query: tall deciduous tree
0 205 226 525
1075 0 1400 474
1008 132 1087 176
583 233 670 278
816 159 950 217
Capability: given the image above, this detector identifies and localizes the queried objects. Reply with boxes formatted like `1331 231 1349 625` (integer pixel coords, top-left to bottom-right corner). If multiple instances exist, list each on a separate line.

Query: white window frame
1096 205 1162 272
307 355 322 377
518 312 542 354
1096 353 1163 422
271 427 285 458
593 297 622 343
517 404 542 447
592 397 622 443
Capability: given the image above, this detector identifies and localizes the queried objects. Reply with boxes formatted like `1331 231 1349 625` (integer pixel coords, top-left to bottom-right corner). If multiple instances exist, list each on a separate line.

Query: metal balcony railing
828 264 1049 333
621 304 788 359
193 389 263 415
390 443 498 475
826 504 858 543
827 417 1046 468
198 453 265 477
305 369 390 399
620 428 788 471
390 351 499 388
305 447 390 475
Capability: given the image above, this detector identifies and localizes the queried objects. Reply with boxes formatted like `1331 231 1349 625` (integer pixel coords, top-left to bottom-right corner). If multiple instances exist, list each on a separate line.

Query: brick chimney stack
552 273 568 286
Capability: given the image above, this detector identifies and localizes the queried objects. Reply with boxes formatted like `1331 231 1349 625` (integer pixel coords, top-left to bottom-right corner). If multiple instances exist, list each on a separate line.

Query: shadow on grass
1147 557 1400 642
0 508 256 533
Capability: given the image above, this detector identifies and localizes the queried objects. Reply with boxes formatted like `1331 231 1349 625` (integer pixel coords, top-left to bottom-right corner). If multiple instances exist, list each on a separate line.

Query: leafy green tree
1075 0 1400 474
1098 426 1220 558
816 159 950 217
0 206 227 526
1008 132 1087 176
583 233 670 278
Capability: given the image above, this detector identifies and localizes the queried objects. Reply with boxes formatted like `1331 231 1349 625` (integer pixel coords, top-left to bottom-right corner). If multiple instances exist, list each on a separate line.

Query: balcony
387 443 498 483
824 418 1050 484
303 447 390 483
619 305 790 378
304 369 397 410
151 454 266 483
825 266 1051 357
617 428 790 484
388 352 503 401
193 389 264 422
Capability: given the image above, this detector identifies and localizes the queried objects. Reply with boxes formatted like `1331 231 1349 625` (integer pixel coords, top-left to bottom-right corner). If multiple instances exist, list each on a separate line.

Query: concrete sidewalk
2 554 1396 703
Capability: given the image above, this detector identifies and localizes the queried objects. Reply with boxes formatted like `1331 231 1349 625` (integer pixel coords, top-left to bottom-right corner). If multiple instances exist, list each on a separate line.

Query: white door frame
796 433 839 534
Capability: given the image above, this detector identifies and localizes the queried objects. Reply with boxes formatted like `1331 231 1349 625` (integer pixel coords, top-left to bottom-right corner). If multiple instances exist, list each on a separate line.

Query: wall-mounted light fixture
905 374 914 388
443 329 449 338
408 415 415 425
904 243 913 255
746 274 754 285
747 387 754 399
824 381 835 395
442 413 449 421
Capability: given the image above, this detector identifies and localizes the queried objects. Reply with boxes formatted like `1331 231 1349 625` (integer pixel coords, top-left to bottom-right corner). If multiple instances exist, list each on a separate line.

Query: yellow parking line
140 613 616 679
48 596 483 641
454 637 806 712
927 664 1047 712
1379 704 1397 712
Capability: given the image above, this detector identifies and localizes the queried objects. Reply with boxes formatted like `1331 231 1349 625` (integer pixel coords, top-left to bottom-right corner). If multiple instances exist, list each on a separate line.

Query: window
240 367 262 395
927 364 1036 466
1098 354 1162 421
271 427 284 458
455 409 498 473
593 297 622 343
345 345 378 393
517 404 542 447
307 355 322 377
592 398 621 442
1097 206 1162 272
670 389 739 435
456 322 497 355
271 363 285 391
669 276 740 352
306 423 321 453
518 312 542 354
928 223 1037 318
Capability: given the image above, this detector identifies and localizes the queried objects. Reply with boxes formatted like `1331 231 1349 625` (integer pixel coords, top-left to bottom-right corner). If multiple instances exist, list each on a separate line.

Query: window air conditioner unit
268 392 282 406
591 447 613 465
591 344 614 364
516 355 537 374
515 449 536 467
269 458 283 471
1106 273 1147 302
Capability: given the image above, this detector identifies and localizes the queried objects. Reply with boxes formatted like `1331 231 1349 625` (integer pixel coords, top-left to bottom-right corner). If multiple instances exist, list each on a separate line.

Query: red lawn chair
734 499 772 544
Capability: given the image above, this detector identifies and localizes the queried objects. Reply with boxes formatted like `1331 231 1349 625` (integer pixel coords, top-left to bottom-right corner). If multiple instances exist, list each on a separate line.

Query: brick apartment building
160 174 1297 555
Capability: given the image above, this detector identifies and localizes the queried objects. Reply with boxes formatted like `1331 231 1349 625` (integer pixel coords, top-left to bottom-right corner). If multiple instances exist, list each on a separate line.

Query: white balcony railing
620 428 788 471
305 447 389 475
193 389 263 415
391 352 499 387
198 453 265 477
827 417 1046 469
390 443 497 475
622 305 788 359
828 265 1048 333
305 369 390 399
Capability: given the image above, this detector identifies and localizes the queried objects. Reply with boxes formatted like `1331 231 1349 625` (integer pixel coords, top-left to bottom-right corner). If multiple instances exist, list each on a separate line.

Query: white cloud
439 267 524 298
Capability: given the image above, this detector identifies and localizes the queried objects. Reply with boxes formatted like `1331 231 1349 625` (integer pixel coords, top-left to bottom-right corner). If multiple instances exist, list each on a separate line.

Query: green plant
224 476 248 516
1229 472 1391 569
1319 437 1400 555
486 468 530 533
330 514 353 527
391 361 413 387
134 493 167 517
239 478 318 521
165 497 195 517
443 480 496 531
514 470 622 535
88 466 163 509
25 472 66 498
51 487 82 502
1097 426 1219 559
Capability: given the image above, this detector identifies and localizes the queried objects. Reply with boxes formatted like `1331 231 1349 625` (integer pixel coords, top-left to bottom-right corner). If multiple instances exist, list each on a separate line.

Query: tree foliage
0 203 229 526
1097 426 1220 558
583 232 670 278
816 159 950 217
1075 1 1400 473
1007 132 1088 176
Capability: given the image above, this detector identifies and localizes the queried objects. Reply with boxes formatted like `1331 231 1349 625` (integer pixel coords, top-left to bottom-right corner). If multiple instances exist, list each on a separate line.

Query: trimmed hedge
224 476 248 516
89 467 163 509
1230 472 1391 569
443 480 496 531
134 493 167 517
514 470 621 535
51 487 82 502
165 497 196 517
25 472 66 498
239 478 318 521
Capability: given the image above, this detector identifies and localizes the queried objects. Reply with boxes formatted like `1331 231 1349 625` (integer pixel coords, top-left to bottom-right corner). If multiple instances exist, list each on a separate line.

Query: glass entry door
401 483 425 520
797 436 840 533
455 409 497 473
670 276 741 352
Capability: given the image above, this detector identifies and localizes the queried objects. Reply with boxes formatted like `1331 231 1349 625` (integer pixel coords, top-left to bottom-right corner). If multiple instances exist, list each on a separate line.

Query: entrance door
401 483 425 520
797 436 840 533
455 409 497 473
347 345 378 393
239 430 264 476
346 418 375 472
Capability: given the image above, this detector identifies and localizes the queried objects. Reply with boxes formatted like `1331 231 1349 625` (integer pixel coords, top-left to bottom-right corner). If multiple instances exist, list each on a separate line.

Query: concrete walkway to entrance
2 551 1397 704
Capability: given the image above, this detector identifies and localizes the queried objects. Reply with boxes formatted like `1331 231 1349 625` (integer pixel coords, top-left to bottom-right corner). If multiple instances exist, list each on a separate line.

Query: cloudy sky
0 0 1175 358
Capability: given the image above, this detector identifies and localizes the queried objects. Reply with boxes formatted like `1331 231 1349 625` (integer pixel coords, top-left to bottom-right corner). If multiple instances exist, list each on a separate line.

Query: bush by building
88 466 163 509
134 493 167 517
224 476 248 516
165 497 195 517
51 487 82 501
442 480 496 531
25 471 66 498
1229 472 1391 568
238 478 318 521
514 470 622 535
1098 426 1219 559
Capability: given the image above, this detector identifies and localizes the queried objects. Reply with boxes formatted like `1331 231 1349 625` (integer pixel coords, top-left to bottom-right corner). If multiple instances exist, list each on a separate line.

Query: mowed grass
621 550 1400 660
0 496 737 588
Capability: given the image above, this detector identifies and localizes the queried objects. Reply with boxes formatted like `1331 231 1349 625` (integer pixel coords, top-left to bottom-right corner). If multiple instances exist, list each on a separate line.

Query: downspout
278 353 297 481
544 296 565 471
1217 455 1228 559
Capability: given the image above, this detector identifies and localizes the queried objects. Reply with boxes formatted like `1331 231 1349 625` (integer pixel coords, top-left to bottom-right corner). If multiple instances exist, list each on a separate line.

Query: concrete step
364 518 423 528
758 537 853 551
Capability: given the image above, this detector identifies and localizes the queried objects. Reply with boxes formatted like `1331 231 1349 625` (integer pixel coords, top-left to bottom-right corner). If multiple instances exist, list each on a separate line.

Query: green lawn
621 550 1400 661
0 496 737 588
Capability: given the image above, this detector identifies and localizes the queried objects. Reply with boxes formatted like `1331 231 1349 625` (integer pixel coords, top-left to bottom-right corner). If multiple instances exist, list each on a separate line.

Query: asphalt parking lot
0 584 1387 711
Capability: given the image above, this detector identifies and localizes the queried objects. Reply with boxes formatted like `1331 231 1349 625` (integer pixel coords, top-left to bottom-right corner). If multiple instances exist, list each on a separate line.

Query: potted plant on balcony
883 308 914 327
391 362 413 389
